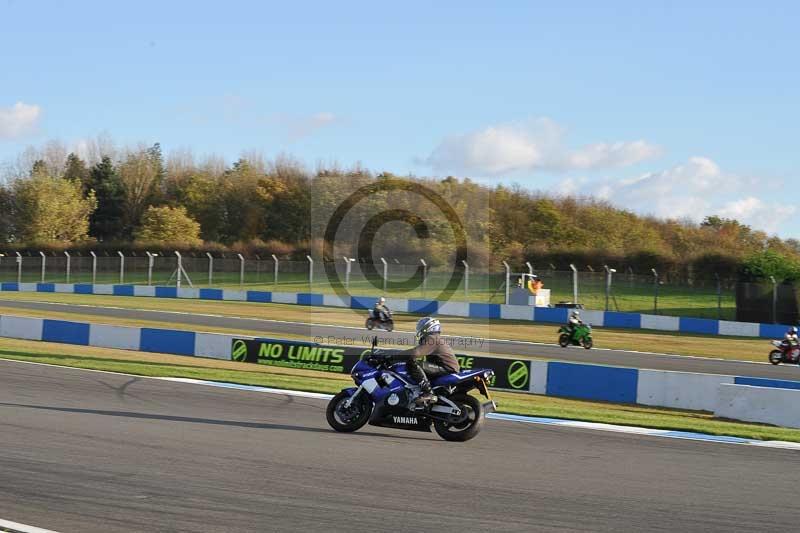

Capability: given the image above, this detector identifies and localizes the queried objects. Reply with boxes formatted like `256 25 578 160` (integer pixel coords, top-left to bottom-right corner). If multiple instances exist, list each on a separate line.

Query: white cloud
586 157 794 234
284 112 338 142
424 118 660 176
0 102 42 140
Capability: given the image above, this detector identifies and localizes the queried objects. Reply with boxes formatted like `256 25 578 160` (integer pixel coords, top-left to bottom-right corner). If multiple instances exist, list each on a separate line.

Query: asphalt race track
1 360 798 532
2 299 799 379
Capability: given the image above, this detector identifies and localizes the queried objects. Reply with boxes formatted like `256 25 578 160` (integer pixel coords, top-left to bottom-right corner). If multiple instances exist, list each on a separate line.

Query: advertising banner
231 337 530 391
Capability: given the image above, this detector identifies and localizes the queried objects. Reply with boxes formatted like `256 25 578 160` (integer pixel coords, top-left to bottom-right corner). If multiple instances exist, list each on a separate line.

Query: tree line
1 140 798 282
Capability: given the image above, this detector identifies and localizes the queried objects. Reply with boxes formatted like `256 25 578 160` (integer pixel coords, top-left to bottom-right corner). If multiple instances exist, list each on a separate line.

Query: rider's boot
414 378 437 406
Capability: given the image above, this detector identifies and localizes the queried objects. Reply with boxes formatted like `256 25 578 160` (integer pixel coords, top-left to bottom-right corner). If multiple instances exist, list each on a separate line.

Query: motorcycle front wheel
769 350 783 365
582 336 593 350
385 320 394 332
326 391 373 432
558 333 570 348
432 394 484 442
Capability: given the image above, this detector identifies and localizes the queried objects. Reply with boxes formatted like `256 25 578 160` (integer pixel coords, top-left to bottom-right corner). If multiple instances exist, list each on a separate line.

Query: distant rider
393 317 460 405
373 296 390 322
567 310 583 335
784 326 799 362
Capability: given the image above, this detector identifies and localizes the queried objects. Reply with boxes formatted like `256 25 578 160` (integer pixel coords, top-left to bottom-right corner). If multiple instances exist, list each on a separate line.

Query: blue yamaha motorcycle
326 338 496 442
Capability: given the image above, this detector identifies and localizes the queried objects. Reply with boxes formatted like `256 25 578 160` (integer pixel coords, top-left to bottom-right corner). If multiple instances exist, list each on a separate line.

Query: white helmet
415 317 441 342
571 310 580 317
379 297 386 305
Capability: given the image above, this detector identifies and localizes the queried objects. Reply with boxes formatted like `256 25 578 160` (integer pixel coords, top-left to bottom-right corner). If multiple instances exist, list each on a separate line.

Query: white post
342 257 351 289
770 275 778 324
64 251 71 284
206 252 214 287
306 255 314 287
526 261 534 276
238 254 245 288
174 251 183 289
39 251 46 282
502 261 510 305
380 257 388 292
652 268 659 314
462 260 469 298
16 252 22 284
570 264 578 304
117 251 125 284
146 252 154 286
420 258 427 298
271 254 279 285
89 251 97 285
604 265 616 311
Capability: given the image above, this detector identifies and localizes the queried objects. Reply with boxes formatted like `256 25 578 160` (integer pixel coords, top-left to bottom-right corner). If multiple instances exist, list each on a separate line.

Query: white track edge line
0 518 60 533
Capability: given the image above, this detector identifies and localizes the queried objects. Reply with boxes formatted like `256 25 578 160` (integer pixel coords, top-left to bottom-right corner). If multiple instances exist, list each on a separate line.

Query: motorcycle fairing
432 369 492 387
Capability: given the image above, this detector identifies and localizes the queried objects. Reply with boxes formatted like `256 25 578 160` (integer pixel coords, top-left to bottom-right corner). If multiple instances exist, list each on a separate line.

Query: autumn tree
134 205 202 245
13 173 97 243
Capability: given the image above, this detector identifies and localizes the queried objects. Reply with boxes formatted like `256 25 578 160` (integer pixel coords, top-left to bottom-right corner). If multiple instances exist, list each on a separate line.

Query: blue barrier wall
0 282 791 339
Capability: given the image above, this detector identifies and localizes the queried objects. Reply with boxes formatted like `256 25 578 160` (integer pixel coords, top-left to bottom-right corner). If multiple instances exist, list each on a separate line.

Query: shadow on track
0 402 432 440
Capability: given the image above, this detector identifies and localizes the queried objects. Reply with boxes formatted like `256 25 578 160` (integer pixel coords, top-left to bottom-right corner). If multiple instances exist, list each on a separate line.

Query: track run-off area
0 359 798 532
1 298 799 379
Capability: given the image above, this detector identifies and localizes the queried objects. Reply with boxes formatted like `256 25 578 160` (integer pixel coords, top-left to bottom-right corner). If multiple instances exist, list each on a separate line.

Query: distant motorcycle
365 309 394 332
558 323 593 349
326 338 496 442
768 339 799 365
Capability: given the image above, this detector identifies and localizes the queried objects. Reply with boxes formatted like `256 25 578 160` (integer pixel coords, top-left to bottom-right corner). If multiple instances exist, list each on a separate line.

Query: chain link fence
5 252 793 322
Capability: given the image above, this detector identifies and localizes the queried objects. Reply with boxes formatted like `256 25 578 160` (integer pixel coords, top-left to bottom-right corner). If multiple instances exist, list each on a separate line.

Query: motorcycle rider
392 317 460 405
373 296 390 322
566 310 583 337
784 326 799 362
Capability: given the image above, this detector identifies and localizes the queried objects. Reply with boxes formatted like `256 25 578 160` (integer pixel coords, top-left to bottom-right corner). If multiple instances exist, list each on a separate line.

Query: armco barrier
3 312 800 414
0 282 790 339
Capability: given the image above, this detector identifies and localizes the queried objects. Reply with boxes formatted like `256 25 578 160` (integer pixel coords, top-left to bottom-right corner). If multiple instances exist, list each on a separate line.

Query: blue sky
1 1 798 237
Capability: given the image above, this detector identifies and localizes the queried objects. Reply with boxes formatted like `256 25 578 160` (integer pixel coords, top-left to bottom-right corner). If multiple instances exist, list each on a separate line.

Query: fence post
238 254 245 288
271 254 279 286
770 275 777 324
462 260 469 298
306 255 314 287
569 264 578 304
604 265 615 311
16 252 22 284
380 257 388 293
420 259 427 298
145 252 153 285
206 252 213 287
64 251 71 284
651 268 659 315
89 251 97 284
174 251 183 289
39 251 46 282
715 273 722 320
344 256 352 289
117 251 125 284
502 261 510 305
525 261 533 276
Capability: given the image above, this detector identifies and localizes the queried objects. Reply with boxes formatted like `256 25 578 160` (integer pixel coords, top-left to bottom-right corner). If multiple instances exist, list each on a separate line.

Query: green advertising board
231 337 530 391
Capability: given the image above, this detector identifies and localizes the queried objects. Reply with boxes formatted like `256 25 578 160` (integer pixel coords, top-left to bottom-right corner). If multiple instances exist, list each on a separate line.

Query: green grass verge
2 337 799 443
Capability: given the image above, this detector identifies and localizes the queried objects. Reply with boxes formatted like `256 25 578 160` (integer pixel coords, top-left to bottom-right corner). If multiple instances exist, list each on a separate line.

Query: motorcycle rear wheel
326 391 372 433
769 350 783 365
365 318 375 330
432 394 484 442
558 333 570 348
